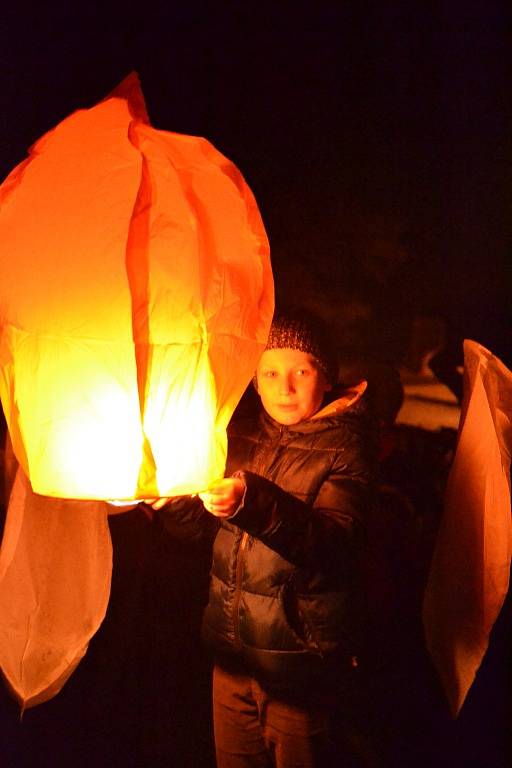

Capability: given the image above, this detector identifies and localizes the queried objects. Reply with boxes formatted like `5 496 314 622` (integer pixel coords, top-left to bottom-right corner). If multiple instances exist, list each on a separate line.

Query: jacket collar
259 386 368 436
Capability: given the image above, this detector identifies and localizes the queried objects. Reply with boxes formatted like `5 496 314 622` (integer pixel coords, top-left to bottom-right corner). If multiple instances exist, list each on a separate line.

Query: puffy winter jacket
200 396 378 693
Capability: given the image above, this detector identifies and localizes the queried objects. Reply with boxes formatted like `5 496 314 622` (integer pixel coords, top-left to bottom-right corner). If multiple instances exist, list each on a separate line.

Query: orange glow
0 73 274 500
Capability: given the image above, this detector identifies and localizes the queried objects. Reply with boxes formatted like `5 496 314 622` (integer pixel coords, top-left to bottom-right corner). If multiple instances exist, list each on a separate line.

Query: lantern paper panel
0 73 274 501
0 468 112 708
423 340 512 716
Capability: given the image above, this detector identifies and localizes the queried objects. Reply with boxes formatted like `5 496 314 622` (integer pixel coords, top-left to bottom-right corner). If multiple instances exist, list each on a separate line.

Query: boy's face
256 348 332 425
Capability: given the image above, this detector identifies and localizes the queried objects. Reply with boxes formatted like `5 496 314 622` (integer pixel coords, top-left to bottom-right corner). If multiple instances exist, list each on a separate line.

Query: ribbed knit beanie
265 309 339 384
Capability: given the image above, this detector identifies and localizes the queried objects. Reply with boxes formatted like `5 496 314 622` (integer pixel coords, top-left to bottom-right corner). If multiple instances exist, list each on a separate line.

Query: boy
152 309 378 768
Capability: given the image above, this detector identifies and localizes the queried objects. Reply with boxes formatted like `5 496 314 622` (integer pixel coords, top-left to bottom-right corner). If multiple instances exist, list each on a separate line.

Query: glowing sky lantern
0 74 273 708
423 340 512 716
0 73 273 501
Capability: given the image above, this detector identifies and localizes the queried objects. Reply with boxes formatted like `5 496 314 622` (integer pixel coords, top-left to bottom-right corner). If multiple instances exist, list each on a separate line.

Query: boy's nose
279 376 294 395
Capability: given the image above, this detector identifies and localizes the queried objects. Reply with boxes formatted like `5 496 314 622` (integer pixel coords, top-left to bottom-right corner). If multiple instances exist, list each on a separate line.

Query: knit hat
265 309 339 384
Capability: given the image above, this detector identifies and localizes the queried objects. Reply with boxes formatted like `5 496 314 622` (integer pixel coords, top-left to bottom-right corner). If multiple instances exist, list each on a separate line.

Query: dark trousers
212 663 384 768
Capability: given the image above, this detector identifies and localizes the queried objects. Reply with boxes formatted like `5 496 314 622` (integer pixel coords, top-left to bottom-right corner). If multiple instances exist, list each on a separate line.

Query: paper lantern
0 74 273 708
0 73 273 501
423 340 512 716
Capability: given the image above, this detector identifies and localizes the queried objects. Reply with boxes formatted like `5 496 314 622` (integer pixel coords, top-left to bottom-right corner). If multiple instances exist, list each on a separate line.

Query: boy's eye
296 368 310 376
263 370 277 378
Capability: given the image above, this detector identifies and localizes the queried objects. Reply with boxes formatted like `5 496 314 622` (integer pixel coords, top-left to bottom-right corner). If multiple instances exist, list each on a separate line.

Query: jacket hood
257 385 374 437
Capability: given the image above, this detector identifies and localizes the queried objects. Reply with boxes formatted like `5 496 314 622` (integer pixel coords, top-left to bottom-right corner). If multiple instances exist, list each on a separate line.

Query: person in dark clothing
148 309 381 768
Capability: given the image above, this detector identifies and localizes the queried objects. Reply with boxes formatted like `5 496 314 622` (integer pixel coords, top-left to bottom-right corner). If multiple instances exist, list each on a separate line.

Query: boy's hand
199 477 245 518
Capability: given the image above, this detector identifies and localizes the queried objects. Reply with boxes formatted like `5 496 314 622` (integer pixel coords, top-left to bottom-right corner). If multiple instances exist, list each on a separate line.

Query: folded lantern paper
423 340 512 716
0 468 112 709
0 73 274 501
0 73 273 707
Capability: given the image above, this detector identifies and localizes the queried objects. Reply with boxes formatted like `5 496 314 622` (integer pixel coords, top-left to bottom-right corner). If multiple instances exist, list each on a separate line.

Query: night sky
1 1 510 363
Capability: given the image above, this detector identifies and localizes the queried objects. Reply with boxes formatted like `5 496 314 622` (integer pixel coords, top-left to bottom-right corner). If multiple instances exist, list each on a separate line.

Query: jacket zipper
231 425 284 649
232 531 248 649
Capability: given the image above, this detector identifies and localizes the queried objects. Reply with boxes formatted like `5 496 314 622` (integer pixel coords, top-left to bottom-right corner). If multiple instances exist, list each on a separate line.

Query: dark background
0 2 510 767
0 0 510 363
